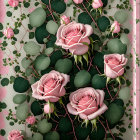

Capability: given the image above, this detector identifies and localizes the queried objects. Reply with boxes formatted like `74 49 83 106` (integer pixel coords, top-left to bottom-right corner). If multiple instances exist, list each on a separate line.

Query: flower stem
82 3 101 34
106 120 115 140
62 103 77 140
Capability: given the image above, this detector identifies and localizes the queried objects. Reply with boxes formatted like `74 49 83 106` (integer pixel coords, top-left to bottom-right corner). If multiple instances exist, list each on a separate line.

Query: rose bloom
55 22 93 55
111 21 120 33
67 87 108 120
8 0 19 7
26 116 36 125
31 70 70 102
73 0 83 4
92 0 103 9
60 15 70 25
44 103 54 114
3 27 14 39
104 54 127 78
8 130 23 140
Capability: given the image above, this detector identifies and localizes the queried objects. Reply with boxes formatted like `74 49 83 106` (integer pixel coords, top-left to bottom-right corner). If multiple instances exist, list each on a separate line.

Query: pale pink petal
79 113 88 120
67 103 78 115
69 43 89 55
96 90 105 107
88 103 108 120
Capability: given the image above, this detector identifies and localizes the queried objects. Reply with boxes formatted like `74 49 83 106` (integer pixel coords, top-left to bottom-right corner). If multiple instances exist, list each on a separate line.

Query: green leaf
1 78 9 86
0 23 3 30
83 53 88 65
29 32 35 39
6 11 12 17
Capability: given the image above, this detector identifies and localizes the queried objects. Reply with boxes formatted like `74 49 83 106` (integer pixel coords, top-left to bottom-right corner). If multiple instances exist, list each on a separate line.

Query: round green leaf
107 38 127 54
78 12 92 25
74 70 91 88
55 58 72 74
97 16 110 32
13 77 30 93
13 94 27 104
91 74 106 89
16 103 28 120
34 55 50 71
23 41 41 55
29 7 46 27
46 20 58 35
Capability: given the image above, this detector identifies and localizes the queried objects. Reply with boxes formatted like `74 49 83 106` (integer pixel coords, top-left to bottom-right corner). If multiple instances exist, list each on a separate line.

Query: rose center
65 30 82 45
77 95 98 115
108 57 120 65
44 78 56 93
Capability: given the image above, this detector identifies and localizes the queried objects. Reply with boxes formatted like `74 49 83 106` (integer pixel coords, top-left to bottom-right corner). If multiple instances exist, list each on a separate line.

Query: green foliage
105 103 125 125
89 124 105 140
44 131 60 140
74 70 91 88
35 24 49 44
75 124 92 140
78 12 92 25
13 94 27 104
16 103 28 120
55 58 73 74
31 101 43 116
97 16 110 32
34 55 50 71
37 119 52 134
1 78 9 86
51 0 66 14
92 74 106 89
13 77 30 93
29 7 46 27
58 117 72 133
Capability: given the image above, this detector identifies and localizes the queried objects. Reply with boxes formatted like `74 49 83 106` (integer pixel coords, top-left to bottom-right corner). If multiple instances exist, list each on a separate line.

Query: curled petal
67 103 79 115
88 103 108 120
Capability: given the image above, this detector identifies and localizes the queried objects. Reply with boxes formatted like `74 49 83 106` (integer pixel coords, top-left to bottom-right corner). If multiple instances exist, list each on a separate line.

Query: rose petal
67 103 79 115
79 113 88 120
87 103 108 120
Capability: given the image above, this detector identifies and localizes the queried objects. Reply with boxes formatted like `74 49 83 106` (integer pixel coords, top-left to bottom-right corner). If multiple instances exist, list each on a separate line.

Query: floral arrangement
0 0 133 139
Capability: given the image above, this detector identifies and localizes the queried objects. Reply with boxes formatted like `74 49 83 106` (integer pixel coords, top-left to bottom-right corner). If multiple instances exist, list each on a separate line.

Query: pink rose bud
26 116 36 125
19 0 24 2
8 0 19 7
92 0 103 9
64 0 69 3
104 54 127 78
111 21 120 33
73 0 83 4
67 87 108 120
60 15 70 25
3 27 14 39
8 130 24 140
44 103 54 114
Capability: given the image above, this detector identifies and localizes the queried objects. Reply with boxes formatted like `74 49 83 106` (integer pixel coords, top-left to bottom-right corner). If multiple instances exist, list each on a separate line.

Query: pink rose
67 87 108 120
26 116 36 125
92 0 103 9
55 22 93 55
73 0 83 4
31 70 70 102
44 103 54 114
111 21 120 33
60 15 70 25
8 130 23 140
8 0 19 7
104 54 127 78
64 0 68 3
3 27 14 39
